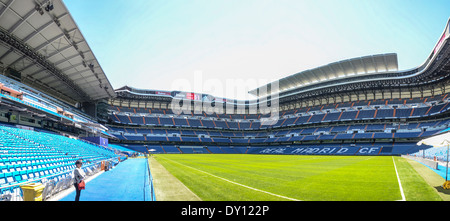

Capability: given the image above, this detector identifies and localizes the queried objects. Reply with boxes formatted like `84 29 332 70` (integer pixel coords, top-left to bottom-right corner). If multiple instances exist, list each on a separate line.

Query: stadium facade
0 0 449 199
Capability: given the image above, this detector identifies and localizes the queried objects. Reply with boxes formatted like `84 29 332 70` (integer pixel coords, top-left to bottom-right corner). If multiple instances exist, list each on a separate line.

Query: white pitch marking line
392 156 406 201
160 156 301 201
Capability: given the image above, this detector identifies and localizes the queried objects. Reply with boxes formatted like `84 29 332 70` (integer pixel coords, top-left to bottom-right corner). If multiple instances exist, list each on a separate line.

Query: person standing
73 160 86 201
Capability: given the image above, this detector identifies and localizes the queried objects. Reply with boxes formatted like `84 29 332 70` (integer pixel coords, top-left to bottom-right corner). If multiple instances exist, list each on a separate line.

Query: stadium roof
111 17 450 110
0 0 115 104
249 53 399 97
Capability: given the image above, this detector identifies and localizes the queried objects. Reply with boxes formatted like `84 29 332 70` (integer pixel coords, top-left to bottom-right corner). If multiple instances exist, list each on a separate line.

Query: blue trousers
74 183 81 201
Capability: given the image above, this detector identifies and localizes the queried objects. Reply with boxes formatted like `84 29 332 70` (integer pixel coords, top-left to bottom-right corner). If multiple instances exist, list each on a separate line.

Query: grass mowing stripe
160 155 399 201
158 155 301 201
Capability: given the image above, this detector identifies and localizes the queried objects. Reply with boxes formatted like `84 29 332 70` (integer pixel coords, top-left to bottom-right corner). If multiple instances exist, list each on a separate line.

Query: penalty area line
392 156 406 201
160 156 301 201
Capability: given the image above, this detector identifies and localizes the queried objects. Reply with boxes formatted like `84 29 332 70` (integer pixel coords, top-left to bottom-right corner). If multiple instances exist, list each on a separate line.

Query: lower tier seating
0 124 121 198
115 142 430 156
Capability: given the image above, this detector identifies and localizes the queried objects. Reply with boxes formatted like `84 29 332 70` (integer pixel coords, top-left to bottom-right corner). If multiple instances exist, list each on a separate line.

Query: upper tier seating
109 94 450 130
108 117 447 144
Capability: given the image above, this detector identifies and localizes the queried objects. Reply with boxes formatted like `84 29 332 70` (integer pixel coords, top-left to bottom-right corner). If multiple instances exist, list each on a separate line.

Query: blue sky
64 0 450 100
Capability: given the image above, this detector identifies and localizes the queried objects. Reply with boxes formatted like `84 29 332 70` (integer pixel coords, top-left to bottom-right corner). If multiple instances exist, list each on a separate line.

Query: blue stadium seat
207 146 224 154
376 109 394 118
323 112 340 122
162 145 180 153
0 125 120 188
357 110 375 119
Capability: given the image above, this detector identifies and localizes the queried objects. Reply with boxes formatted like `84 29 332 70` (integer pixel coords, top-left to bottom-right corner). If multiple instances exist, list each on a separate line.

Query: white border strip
392 156 406 201
160 156 300 201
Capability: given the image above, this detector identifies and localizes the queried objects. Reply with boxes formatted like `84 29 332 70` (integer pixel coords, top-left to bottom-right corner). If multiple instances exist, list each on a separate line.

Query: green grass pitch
154 154 442 201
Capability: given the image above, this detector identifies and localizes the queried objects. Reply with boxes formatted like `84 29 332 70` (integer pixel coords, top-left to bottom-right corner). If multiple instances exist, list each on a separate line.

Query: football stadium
1 0 450 210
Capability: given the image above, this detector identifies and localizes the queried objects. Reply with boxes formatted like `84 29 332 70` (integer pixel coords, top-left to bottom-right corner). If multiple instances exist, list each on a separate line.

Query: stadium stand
0 123 122 200
106 92 450 155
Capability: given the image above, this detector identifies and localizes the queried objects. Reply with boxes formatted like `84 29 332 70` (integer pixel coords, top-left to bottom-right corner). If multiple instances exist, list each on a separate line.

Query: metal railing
144 157 156 201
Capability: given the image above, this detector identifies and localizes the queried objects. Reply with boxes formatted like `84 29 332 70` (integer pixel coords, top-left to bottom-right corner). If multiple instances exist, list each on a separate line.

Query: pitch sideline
392 156 406 201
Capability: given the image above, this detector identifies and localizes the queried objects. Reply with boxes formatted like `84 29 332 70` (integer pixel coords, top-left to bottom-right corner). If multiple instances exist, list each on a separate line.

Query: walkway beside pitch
149 156 201 201
405 157 450 201
57 158 151 201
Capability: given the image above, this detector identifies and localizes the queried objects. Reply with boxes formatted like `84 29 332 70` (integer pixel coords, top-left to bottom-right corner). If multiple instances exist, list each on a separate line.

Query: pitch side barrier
142 144 422 156
402 155 439 170
244 144 423 156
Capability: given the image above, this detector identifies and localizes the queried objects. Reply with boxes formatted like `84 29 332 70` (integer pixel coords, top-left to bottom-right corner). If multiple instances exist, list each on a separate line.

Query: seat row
110 102 450 129
0 125 120 189
109 92 449 117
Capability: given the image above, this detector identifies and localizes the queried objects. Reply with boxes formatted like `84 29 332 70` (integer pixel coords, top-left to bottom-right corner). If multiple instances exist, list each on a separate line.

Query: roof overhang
0 0 115 104
249 53 398 97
